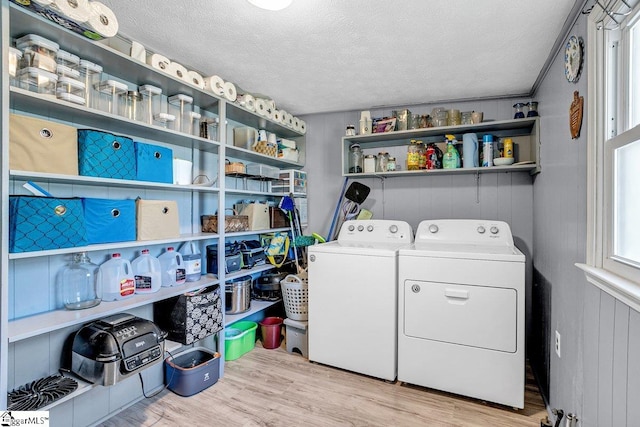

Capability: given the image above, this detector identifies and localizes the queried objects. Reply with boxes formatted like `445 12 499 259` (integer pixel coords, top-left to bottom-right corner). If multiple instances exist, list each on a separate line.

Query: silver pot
225 277 251 314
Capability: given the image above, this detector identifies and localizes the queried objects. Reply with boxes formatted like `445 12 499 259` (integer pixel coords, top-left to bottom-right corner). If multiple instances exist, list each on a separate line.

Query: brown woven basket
201 214 249 233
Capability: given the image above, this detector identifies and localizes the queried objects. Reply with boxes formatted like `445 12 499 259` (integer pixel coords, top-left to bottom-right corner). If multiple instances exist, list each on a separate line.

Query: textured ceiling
99 0 577 115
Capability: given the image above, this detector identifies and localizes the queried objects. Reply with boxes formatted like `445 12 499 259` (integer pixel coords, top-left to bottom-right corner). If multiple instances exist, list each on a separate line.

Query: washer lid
309 240 410 257
400 241 525 262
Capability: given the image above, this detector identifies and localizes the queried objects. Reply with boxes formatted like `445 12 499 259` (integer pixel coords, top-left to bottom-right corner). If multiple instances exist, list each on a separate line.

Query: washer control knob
309 255 316 262
428 224 439 234
367 225 374 232
357 225 364 232
490 226 499 234
348 224 355 232
389 224 398 234
477 226 486 234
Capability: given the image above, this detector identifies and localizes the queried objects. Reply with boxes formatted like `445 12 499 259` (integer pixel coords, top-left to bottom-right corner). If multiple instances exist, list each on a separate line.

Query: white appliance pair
308 219 525 408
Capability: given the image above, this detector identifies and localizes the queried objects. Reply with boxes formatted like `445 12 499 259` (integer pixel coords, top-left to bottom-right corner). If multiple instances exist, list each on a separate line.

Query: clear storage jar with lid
386 156 397 172
79 59 102 109
56 50 79 69
95 79 128 114
18 67 58 95
461 111 473 125
8 47 23 87
447 109 461 126
168 94 194 134
186 111 201 136
60 252 101 310
153 112 176 129
16 34 59 73
527 101 539 117
364 154 377 173
56 76 86 105
139 84 162 125
119 90 143 121
376 152 389 172
56 64 80 80
513 102 526 119
349 143 363 173
200 116 219 141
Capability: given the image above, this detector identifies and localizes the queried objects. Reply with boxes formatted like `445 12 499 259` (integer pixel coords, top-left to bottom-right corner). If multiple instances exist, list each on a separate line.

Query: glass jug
527 101 539 117
349 143 363 173
513 103 526 119
60 252 101 310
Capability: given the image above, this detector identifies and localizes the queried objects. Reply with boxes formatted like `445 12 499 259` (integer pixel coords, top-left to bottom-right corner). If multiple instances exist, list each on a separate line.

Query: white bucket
173 158 193 185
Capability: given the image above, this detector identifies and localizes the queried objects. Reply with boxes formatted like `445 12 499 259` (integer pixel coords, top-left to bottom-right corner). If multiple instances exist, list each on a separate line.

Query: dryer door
403 280 517 353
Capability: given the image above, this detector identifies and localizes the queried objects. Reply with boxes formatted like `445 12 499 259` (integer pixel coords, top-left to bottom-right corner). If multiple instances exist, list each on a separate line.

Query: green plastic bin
225 321 258 361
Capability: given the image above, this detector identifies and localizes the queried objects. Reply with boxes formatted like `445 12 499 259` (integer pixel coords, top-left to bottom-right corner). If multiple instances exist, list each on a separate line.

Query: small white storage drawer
403 280 517 353
272 169 306 194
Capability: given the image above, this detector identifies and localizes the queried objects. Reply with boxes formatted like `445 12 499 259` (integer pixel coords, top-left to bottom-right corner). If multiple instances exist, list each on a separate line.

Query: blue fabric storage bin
135 142 173 183
82 198 136 244
77 129 136 180
9 196 87 253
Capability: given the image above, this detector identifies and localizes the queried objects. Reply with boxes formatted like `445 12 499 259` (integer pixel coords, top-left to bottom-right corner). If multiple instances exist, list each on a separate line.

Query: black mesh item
9 196 87 253
7 374 78 411
344 181 370 204
77 129 136 180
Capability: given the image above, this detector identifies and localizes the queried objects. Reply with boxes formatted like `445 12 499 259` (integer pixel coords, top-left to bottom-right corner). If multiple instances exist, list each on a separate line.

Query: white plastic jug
99 253 135 301
179 241 202 282
158 247 186 287
131 249 162 293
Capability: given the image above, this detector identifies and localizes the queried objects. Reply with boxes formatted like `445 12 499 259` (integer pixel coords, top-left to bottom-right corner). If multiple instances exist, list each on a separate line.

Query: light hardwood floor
100 345 548 427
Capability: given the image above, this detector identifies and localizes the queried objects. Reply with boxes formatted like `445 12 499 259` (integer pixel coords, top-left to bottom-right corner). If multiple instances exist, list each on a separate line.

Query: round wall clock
565 35 584 83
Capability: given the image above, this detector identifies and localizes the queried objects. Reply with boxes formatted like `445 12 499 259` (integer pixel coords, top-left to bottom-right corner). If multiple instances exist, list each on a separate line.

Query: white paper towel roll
148 53 171 72
266 99 276 110
54 0 92 24
130 41 146 62
255 98 267 116
293 117 301 132
167 62 189 81
244 94 256 111
273 110 282 122
223 81 237 102
284 112 294 128
186 71 205 89
85 1 118 38
204 75 225 96
278 110 289 124
299 120 307 134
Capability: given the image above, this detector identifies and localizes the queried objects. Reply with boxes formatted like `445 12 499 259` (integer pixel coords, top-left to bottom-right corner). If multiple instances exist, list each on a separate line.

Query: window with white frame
582 0 640 303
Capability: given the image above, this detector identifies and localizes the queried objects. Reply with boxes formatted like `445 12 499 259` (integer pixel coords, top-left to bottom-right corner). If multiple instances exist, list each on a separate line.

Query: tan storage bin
237 202 270 230
9 114 78 175
136 199 180 240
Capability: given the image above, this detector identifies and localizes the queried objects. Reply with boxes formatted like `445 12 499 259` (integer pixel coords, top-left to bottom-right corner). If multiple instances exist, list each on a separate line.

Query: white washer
308 219 414 381
398 219 525 408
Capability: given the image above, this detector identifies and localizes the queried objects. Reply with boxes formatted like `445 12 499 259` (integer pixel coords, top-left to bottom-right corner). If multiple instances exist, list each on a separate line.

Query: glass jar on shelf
461 111 473 125
60 252 101 310
527 101 539 117
513 102 526 119
407 139 420 171
364 154 377 173
387 156 397 172
376 152 389 172
349 143 363 173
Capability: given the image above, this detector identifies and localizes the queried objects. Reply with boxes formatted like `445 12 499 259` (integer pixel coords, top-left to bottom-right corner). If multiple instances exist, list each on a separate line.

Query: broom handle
327 178 349 241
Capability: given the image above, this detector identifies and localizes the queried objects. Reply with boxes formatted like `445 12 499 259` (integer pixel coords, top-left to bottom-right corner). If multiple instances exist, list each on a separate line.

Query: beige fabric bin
136 199 180 240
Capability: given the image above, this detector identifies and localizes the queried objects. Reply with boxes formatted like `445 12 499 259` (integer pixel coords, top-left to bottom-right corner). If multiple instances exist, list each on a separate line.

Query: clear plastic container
56 64 80 80
98 253 135 301
79 59 102 109
60 252 101 310
131 249 162 293
158 247 186 287
95 79 128 114
199 117 219 140
139 84 162 125
56 76 86 105
18 67 58 95
186 111 201 136
8 47 23 87
153 112 176 129
179 241 202 282
16 34 59 73
119 90 143 121
168 94 194 134
56 50 79 69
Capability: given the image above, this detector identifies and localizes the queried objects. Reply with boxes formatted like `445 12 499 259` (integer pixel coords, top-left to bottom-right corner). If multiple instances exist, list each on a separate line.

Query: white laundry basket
280 273 308 321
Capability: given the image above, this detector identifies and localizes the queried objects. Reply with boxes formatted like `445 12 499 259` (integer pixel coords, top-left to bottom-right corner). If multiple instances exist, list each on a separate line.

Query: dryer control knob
477 226 486 234
389 224 398 233
367 225 374 232
348 225 355 231
357 225 364 232
428 224 439 234
309 255 316 262
490 226 499 234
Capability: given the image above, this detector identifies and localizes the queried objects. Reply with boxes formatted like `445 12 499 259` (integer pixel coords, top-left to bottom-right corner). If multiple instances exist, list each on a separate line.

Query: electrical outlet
555 330 561 358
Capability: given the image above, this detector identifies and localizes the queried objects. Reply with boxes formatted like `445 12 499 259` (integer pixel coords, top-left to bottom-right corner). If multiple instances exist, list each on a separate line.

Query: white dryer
308 219 413 381
398 219 525 408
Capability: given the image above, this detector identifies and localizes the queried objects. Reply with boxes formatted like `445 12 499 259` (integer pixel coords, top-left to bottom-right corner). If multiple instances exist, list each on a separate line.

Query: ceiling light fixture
247 0 292 11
